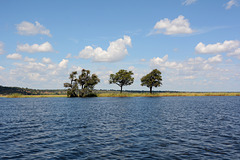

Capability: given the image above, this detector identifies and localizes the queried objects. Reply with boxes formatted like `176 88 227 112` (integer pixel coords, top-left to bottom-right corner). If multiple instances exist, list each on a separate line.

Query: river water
0 96 240 159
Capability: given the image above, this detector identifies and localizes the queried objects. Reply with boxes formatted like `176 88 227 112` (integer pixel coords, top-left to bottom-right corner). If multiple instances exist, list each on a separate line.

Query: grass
1 92 239 98
97 92 240 97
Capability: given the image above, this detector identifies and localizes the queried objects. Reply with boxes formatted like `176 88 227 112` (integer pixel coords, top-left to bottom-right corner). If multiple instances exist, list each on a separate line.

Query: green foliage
109 69 134 93
64 71 79 97
78 69 100 97
83 93 97 97
141 69 162 93
0 85 67 95
64 69 100 98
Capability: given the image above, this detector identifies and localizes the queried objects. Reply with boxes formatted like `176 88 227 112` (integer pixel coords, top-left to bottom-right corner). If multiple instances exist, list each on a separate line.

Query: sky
0 0 240 92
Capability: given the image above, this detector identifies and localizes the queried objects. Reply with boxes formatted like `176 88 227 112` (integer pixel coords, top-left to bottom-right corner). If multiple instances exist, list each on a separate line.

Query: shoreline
1 92 240 98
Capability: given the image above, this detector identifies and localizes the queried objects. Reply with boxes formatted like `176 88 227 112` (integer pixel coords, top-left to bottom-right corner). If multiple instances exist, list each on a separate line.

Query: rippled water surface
0 96 240 159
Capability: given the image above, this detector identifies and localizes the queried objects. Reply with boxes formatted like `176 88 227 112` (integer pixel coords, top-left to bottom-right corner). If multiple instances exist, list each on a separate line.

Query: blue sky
0 0 240 91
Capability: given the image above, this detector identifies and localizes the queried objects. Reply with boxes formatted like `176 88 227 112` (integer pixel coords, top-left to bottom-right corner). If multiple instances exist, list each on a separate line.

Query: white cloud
78 46 94 59
140 59 146 62
78 35 132 62
151 55 168 64
182 0 197 6
206 54 222 63
150 55 184 72
195 40 240 54
227 48 240 59
6 53 22 60
150 54 224 80
16 21 51 37
71 66 82 73
152 15 194 35
225 0 239 9
17 41 54 53
128 66 135 71
4 58 70 88
202 64 213 70
0 42 4 54
24 57 36 62
28 73 47 81
148 54 240 91
42 57 52 64
188 57 204 65
66 53 72 58
0 66 5 70
59 59 68 68
184 76 195 79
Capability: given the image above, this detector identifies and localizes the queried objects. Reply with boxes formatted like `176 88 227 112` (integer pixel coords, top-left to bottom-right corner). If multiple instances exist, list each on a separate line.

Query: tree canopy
78 69 100 97
141 69 162 93
64 69 100 97
109 69 134 93
64 71 78 97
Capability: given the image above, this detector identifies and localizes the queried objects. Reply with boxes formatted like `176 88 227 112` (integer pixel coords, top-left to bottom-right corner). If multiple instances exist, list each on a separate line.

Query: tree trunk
120 86 123 93
150 86 152 94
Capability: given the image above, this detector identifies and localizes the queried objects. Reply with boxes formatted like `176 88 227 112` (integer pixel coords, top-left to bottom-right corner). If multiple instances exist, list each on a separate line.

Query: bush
83 93 97 97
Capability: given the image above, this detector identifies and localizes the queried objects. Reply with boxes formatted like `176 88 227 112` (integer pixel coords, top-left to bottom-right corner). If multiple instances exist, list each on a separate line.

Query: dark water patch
0 96 240 159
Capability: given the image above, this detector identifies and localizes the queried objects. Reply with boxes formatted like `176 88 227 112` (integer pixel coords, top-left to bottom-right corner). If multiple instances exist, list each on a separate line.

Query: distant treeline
0 85 182 95
0 85 67 95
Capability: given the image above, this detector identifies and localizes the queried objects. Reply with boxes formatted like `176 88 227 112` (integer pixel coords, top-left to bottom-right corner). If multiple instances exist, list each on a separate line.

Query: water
0 96 240 159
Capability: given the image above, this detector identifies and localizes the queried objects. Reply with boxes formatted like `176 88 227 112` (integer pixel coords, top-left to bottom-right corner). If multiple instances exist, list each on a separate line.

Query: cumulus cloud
16 21 51 37
148 54 239 91
150 55 183 71
59 59 68 68
6 53 22 60
5 58 70 88
0 42 4 54
227 48 240 59
71 66 82 73
42 57 52 64
225 0 239 9
151 15 194 35
150 54 225 79
28 73 47 81
182 0 197 6
195 40 240 58
17 42 54 53
24 57 36 62
207 54 222 63
78 35 132 62
0 66 5 70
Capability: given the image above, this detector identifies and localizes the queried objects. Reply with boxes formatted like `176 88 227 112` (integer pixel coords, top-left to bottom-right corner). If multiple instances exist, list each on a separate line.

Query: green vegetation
78 69 100 97
64 71 78 97
6 93 24 98
5 94 66 98
0 85 66 95
97 92 240 97
109 69 134 93
64 69 100 97
141 69 162 93
1 91 239 98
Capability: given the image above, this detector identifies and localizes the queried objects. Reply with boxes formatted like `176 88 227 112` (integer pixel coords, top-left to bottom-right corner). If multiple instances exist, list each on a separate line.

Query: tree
141 69 162 94
78 69 100 97
64 71 78 97
109 69 134 93
64 69 100 97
